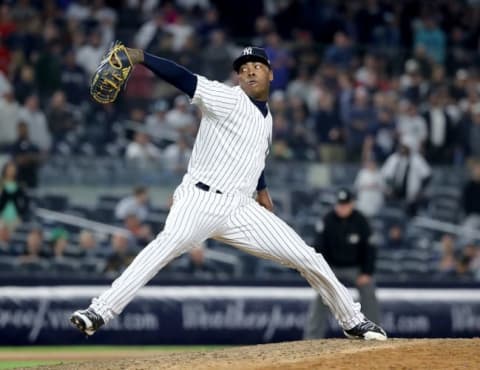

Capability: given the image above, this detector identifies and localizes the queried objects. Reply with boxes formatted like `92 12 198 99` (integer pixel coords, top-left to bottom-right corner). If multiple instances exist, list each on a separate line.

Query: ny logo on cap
242 47 253 55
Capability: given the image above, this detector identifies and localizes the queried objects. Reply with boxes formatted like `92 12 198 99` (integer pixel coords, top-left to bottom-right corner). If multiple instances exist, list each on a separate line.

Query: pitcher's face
237 61 273 101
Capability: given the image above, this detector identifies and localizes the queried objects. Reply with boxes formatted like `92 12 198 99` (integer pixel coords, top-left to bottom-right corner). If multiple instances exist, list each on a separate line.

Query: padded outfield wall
1 286 480 345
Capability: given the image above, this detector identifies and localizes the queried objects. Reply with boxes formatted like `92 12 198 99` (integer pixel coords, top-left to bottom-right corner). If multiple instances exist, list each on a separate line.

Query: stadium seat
18 259 50 273
50 258 82 273
0 257 19 273
41 194 69 211
80 258 106 274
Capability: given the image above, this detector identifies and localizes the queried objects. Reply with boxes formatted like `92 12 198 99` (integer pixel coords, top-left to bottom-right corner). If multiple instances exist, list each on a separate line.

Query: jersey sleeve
191 75 238 119
256 170 267 191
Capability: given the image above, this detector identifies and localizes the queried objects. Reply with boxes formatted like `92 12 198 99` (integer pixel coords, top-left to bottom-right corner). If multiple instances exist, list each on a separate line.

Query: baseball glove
90 41 134 104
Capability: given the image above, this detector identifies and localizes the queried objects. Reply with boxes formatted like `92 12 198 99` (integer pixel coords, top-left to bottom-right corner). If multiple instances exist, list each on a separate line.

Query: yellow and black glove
90 41 134 104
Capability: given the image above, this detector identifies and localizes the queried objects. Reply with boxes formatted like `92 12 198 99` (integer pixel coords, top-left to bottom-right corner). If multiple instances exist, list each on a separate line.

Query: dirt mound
18 338 479 370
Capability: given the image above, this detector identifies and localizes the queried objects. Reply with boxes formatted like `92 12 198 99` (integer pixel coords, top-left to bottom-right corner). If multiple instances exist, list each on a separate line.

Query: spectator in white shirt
355 159 385 217
396 100 427 153
115 186 150 222
166 95 196 135
134 10 165 49
75 31 105 78
18 94 51 152
92 1 117 48
165 13 194 51
146 99 178 146
0 89 20 150
381 137 432 215
163 135 192 173
126 131 162 168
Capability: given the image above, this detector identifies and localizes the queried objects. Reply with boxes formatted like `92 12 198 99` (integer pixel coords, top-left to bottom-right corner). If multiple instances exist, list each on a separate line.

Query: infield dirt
10 338 480 369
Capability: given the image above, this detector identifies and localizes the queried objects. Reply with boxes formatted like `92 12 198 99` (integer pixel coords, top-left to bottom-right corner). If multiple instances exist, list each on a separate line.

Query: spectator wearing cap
381 138 432 216
304 188 380 339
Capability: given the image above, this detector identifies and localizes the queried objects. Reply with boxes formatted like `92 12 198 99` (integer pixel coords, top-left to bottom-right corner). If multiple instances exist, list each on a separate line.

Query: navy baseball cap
233 46 271 72
336 188 354 204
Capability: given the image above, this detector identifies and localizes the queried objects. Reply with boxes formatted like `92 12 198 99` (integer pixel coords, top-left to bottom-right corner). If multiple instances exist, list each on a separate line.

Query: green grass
0 361 62 369
0 346 228 369
0 345 225 352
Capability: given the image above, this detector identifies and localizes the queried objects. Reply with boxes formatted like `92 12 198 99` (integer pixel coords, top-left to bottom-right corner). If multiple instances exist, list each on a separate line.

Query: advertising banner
0 287 479 344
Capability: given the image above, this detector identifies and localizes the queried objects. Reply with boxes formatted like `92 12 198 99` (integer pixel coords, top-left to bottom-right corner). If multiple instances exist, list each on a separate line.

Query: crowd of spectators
0 0 480 281
0 1 480 165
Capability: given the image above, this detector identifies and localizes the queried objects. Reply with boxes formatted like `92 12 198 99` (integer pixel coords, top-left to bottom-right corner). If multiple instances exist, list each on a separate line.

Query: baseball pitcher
71 42 387 341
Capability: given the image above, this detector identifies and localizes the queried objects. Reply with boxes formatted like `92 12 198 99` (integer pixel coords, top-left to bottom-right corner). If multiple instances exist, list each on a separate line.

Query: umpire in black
303 188 380 339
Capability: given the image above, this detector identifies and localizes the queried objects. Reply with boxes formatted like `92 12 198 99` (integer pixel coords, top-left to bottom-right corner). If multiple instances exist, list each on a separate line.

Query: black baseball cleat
343 319 387 341
70 308 105 336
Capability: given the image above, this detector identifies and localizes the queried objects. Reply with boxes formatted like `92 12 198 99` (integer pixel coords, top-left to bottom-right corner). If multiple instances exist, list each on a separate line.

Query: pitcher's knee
153 230 196 256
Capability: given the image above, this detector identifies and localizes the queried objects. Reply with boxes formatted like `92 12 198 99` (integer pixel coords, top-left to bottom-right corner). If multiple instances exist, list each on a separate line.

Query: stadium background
0 0 480 361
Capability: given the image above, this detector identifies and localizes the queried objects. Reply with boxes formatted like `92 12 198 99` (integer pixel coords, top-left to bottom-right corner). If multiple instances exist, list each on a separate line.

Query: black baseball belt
195 182 223 194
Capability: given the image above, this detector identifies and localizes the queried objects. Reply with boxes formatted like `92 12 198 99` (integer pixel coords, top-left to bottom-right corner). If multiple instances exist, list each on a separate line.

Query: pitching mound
18 338 479 369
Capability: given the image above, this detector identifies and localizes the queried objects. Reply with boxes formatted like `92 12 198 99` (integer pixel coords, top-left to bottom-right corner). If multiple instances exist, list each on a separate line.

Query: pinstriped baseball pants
92 178 364 330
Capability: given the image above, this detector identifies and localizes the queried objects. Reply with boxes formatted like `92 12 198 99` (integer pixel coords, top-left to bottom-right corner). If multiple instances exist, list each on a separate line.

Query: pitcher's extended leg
90 185 224 322
218 199 364 330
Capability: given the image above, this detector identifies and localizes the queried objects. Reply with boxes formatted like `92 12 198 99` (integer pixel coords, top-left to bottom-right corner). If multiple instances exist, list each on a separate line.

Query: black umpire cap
233 46 271 72
336 188 354 204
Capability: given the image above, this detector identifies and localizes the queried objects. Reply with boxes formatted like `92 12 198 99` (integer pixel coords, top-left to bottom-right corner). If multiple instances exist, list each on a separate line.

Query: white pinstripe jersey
188 75 272 195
